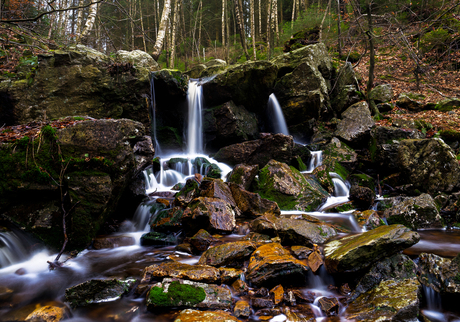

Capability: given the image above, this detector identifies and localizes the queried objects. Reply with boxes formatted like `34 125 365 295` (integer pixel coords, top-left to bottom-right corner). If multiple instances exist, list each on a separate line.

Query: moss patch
149 281 206 307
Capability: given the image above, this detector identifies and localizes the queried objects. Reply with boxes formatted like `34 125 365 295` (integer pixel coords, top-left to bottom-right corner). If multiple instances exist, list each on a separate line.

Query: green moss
149 281 206 307
335 203 355 212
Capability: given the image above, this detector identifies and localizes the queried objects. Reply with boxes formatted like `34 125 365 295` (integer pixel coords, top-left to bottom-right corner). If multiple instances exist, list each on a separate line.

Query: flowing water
267 94 289 136
1 82 460 321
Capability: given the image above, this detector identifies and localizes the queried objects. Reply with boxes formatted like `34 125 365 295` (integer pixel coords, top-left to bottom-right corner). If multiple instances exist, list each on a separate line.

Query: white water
304 151 323 173
149 73 162 155
0 231 33 268
187 81 204 155
267 93 289 135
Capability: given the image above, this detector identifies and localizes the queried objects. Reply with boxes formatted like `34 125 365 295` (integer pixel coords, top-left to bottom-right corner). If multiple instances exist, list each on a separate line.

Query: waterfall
267 94 289 135
0 230 33 268
306 151 323 172
149 73 162 155
187 81 204 155
330 172 350 197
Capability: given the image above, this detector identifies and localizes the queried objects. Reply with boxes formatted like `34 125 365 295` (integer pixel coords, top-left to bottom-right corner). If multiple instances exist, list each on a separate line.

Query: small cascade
306 151 323 173
267 93 289 135
131 200 157 232
0 230 34 268
330 172 350 197
149 73 162 155
187 81 204 155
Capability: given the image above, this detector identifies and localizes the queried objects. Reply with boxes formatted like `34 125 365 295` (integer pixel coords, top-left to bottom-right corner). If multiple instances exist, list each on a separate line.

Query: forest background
1 0 460 113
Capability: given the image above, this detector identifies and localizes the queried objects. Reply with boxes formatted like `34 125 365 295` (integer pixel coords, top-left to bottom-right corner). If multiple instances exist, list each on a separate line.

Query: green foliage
439 129 460 141
420 28 451 54
149 281 206 307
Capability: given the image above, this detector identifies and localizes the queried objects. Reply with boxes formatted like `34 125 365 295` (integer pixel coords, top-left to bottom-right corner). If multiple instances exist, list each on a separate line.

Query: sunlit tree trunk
274 0 279 42
271 0 277 46
319 0 332 41
258 0 262 38
291 0 296 34
266 0 271 56
235 0 249 60
222 0 226 47
139 0 147 51
152 0 172 61
250 0 256 60
169 0 180 67
75 0 85 40
198 0 203 61
80 2 98 42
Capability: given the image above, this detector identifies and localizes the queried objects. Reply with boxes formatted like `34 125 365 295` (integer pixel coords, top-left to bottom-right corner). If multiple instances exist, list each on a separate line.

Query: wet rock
176 243 193 254
250 214 336 246
201 59 228 77
132 135 155 174
418 252 460 293
312 165 334 194
182 197 236 234
349 254 417 302
219 268 243 284
349 173 375 191
65 278 135 308
189 229 217 252
229 183 280 218
140 232 179 246
115 49 159 69
383 194 443 229
335 101 375 146
174 179 200 207
291 246 313 259
184 64 207 78
346 278 421 322
255 159 329 211
321 137 357 175
174 309 241 322
203 100 259 151
330 62 359 114
369 84 393 103
353 210 384 231
307 249 323 273
232 279 249 295
397 138 460 192
146 278 232 310
149 207 184 232
25 305 67 322
242 232 272 242
92 235 136 249
433 98 460 111
270 285 284 305
141 261 221 284
251 298 274 309
318 296 339 316
226 164 259 190
213 133 294 168
234 300 251 318
199 178 237 209
202 60 278 115
324 224 420 274
198 241 256 267
397 92 425 111
349 185 375 209
370 126 424 172
246 243 309 287
283 305 316 321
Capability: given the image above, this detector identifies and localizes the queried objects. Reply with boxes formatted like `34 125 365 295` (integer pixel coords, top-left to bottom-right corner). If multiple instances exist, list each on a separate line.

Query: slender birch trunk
274 0 279 42
271 0 277 46
198 0 203 61
266 0 272 56
319 0 332 41
258 0 262 39
291 0 296 34
250 0 256 60
80 1 98 42
139 0 147 52
169 0 180 68
222 0 226 47
152 0 172 61
235 0 249 60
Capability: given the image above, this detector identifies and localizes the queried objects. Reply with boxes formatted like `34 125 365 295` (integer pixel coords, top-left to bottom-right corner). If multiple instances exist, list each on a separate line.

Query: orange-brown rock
270 285 284 305
229 183 280 218
307 250 323 273
232 279 249 295
141 261 220 284
246 243 309 287
219 267 243 284
174 309 241 322
198 241 256 267
234 300 251 318
25 305 67 322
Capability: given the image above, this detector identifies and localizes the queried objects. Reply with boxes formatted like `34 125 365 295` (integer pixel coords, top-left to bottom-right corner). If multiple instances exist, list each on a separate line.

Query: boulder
369 84 393 103
250 214 337 246
255 159 329 211
330 62 360 115
226 164 259 190
246 243 309 287
418 252 460 293
115 50 159 69
199 178 237 209
202 60 278 115
349 185 375 209
149 207 183 232
397 138 460 192
322 137 358 169
65 278 135 308
384 194 443 229
353 210 384 231
234 300 251 318
203 101 259 151
312 165 334 194
140 232 179 246
369 126 424 172
174 179 200 207
214 133 294 168
335 101 375 146
185 64 207 78
219 267 243 284
198 241 256 267
229 183 280 218
189 229 217 252
349 254 417 302
141 262 221 284
397 92 425 111
324 224 420 273
174 309 241 322
346 278 421 321
200 59 228 77
146 278 232 310
25 305 67 322
433 98 460 111
182 197 236 234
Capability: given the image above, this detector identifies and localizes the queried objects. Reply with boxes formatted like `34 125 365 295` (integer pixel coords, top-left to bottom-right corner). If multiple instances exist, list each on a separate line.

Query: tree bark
235 0 250 60
169 0 180 68
222 0 226 47
366 2 379 116
250 0 256 60
258 0 262 38
266 0 272 57
291 0 296 34
79 1 98 42
319 0 332 41
152 0 172 61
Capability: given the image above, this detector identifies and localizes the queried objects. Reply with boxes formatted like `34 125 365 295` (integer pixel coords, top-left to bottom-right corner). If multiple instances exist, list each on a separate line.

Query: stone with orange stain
141 261 220 284
198 241 256 267
25 305 66 322
156 198 170 208
174 309 241 322
246 243 309 287
269 285 284 305
307 250 323 273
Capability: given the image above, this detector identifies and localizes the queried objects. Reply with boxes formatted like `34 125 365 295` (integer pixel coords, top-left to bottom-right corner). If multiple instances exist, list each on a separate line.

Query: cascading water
305 150 323 173
267 93 289 135
187 81 204 155
149 73 162 155
0 230 32 268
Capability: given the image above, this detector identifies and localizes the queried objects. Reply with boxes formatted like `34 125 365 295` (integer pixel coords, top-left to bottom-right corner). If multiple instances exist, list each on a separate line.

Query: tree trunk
250 0 256 60
139 0 147 51
291 0 296 34
274 0 279 42
258 0 262 38
152 0 172 61
319 0 332 41
366 2 379 116
198 0 203 61
222 0 226 47
266 0 272 57
80 1 98 42
169 0 180 68
235 0 250 60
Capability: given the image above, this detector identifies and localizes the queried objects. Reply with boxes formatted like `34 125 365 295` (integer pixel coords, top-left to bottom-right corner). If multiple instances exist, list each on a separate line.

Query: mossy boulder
227 164 259 190
397 92 425 111
213 133 294 168
346 278 421 321
353 210 385 231
149 206 184 232
246 243 309 287
203 100 259 152
368 84 393 103
202 60 278 115
433 98 460 112
229 182 280 218
330 62 360 114
198 241 256 267
324 224 420 274
174 179 200 207
146 278 232 310
65 278 135 308
384 194 443 229
182 198 236 234
199 178 237 210
115 49 159 69
255 159 329 211
397 138 460 192
418 252 460 293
